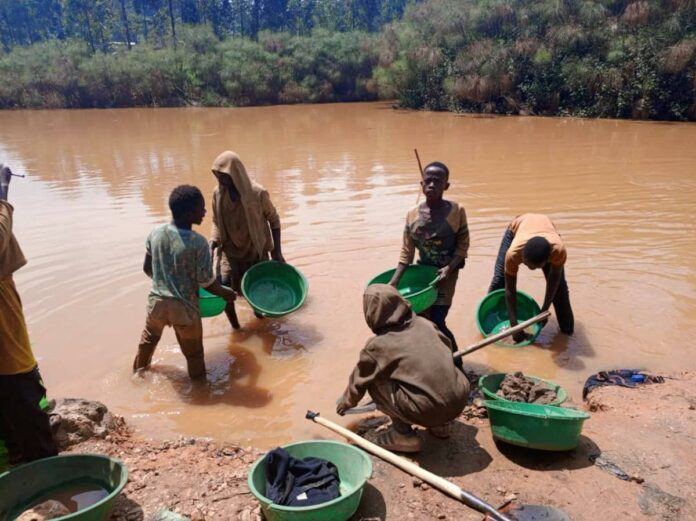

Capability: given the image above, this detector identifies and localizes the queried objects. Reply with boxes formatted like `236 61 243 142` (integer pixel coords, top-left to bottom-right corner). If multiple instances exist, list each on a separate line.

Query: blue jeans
488 229 574 335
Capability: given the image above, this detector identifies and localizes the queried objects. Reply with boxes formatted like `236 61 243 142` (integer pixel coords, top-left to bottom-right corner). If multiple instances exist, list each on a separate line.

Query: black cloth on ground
582 369 664 399
264 447 340 507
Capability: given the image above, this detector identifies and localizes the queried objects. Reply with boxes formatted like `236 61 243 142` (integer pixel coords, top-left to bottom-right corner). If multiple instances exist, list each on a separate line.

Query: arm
143 253 153 278
336 350 380 415
270 227 284 263
203 278 236 301
391 221 415 287
260 190 284 261
437 205 469 282
541 266 562 313
209 190 220 255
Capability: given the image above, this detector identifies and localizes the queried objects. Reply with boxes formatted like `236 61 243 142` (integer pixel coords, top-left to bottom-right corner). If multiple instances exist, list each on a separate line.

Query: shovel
341 311 550 415
306 411 570 521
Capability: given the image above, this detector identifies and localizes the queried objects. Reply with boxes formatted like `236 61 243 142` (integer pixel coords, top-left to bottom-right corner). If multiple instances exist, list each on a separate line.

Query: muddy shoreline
52 371 696 520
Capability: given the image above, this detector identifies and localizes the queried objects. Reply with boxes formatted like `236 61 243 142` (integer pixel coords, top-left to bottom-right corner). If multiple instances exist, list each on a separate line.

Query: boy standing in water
0 164 57 464
389 161 469 368
209 151 284 329
134 185 236 379
488 213 573 342
337 285 469 452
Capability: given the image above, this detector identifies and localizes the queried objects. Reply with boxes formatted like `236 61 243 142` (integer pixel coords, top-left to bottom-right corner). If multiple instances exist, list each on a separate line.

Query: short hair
169 185 204 219
423 161 449 180
523 236 552 265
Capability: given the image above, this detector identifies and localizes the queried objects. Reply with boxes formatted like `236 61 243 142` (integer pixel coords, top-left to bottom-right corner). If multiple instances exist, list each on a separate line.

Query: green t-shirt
146 223 214 312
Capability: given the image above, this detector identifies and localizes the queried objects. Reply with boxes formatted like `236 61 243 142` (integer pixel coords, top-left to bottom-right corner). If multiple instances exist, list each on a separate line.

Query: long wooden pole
306 411 513 521
414 149 424 204
452 311 551 359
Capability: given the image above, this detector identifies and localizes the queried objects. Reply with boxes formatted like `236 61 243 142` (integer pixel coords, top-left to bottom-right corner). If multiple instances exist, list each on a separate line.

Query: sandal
366 427 423 453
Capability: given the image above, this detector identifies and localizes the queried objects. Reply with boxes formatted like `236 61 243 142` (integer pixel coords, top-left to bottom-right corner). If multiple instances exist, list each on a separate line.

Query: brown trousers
134 298 206 379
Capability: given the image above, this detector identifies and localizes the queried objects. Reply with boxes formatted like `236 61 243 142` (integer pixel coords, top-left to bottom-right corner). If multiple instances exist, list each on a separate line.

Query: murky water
1 103 695 447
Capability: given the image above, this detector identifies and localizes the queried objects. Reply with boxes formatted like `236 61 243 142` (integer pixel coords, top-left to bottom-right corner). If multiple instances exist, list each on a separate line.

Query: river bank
59 370 695 520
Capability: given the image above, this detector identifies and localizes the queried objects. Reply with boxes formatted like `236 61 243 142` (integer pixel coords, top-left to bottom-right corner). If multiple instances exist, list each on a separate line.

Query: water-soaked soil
496 372 559 405
62 371 695 520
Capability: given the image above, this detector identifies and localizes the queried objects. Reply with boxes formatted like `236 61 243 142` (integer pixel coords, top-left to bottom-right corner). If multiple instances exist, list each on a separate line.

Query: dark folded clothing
583 369 664 400
265 447 340 507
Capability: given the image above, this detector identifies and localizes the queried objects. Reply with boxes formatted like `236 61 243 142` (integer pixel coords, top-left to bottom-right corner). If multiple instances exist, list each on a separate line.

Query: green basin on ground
0 454 128 521
485 400 589 451
475 289 542 346
199 287 227 318
241 261 308 318
479 373 568 406
248 440 372 521
367 264 438 314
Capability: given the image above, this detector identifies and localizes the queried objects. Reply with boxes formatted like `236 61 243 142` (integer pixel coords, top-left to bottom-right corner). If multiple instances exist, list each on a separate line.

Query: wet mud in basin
1 103 695 447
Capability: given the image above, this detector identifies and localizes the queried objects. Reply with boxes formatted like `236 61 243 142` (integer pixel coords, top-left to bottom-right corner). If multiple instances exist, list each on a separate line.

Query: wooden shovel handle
306 411 513 521
452 310 551 360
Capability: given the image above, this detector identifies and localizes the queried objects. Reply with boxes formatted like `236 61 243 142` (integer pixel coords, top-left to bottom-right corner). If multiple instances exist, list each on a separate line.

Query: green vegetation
0 0 694 120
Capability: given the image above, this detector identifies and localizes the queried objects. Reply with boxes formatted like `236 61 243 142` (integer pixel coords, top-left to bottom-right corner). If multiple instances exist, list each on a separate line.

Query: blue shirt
146 224 214 312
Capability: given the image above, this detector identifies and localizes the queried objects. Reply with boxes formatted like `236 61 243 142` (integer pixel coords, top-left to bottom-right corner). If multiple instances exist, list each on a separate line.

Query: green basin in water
367 265 438 314
485 400 590 451
476 289 542 346
242 261 308 318
479 373 568 406
0 454 128 521
199 287 227 318
248 440 372 521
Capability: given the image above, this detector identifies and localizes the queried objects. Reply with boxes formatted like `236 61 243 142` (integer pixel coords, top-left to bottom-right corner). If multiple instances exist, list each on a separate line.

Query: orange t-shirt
504 214 566 276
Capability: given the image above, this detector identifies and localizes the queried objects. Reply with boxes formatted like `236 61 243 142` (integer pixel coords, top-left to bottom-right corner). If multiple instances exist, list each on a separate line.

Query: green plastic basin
241 261 308 318
367 265 438 314
476 289 542 346
479 372 567 406
199 287 227 318
248 440 372 521
485 400 590 451
0 454 128 521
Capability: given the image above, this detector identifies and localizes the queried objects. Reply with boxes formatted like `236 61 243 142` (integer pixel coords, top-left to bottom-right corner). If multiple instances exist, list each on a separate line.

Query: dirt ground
65 371 696 521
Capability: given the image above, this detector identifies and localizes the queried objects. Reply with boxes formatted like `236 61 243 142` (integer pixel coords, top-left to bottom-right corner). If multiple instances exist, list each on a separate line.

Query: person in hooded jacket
336 284 469 453
208 151 285 329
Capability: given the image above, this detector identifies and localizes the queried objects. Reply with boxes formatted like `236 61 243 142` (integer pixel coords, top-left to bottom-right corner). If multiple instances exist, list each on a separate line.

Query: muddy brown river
1 103 695 447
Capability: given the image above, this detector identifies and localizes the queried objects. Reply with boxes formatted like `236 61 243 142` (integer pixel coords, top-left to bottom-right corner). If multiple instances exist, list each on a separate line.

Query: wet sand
0 103 695 446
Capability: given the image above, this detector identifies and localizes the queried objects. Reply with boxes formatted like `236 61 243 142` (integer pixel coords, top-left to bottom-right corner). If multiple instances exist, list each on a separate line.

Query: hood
363 284 413 334
212 150 255 196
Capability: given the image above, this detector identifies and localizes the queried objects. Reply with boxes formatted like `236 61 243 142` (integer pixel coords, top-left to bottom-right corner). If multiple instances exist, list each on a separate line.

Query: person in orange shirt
488 213 574 342
0 165 57 465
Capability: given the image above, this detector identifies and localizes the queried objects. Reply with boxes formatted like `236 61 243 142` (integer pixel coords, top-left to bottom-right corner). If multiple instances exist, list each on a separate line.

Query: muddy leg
174 317 206 380
224 301 241 330
134 314 164 372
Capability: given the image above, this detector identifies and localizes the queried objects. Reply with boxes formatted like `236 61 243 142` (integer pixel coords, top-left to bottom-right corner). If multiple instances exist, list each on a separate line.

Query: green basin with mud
0 454 128 521
199 287 227 318
367 265 438 314
476 289 542 346
248 440 372 521
485 400 590 451
241 261 309 318
479 373 567 406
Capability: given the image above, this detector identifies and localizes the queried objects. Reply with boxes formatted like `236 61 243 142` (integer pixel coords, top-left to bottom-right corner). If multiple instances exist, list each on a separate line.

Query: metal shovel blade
502 504 571 521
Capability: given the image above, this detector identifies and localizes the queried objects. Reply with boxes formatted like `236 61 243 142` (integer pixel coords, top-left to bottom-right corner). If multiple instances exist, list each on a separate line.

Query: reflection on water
1 103 695 446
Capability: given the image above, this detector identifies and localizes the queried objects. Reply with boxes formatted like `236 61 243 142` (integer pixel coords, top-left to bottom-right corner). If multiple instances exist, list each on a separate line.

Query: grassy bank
0 0 694 120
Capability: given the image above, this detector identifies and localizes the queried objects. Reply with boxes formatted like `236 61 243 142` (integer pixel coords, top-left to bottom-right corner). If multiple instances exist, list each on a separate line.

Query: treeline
0 0 695 120
379 0 696 120
0 0 406 49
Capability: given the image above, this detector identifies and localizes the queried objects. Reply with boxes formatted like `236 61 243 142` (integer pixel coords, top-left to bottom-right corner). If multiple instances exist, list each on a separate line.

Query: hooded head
363 284 413 334
211 150 254 195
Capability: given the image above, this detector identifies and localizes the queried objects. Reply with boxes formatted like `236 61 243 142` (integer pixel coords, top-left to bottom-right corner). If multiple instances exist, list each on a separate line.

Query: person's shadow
541 322 596 371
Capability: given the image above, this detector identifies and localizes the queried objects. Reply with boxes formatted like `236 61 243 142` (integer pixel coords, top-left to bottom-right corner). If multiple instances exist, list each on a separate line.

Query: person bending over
488 213 574 343
336 285 469 453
